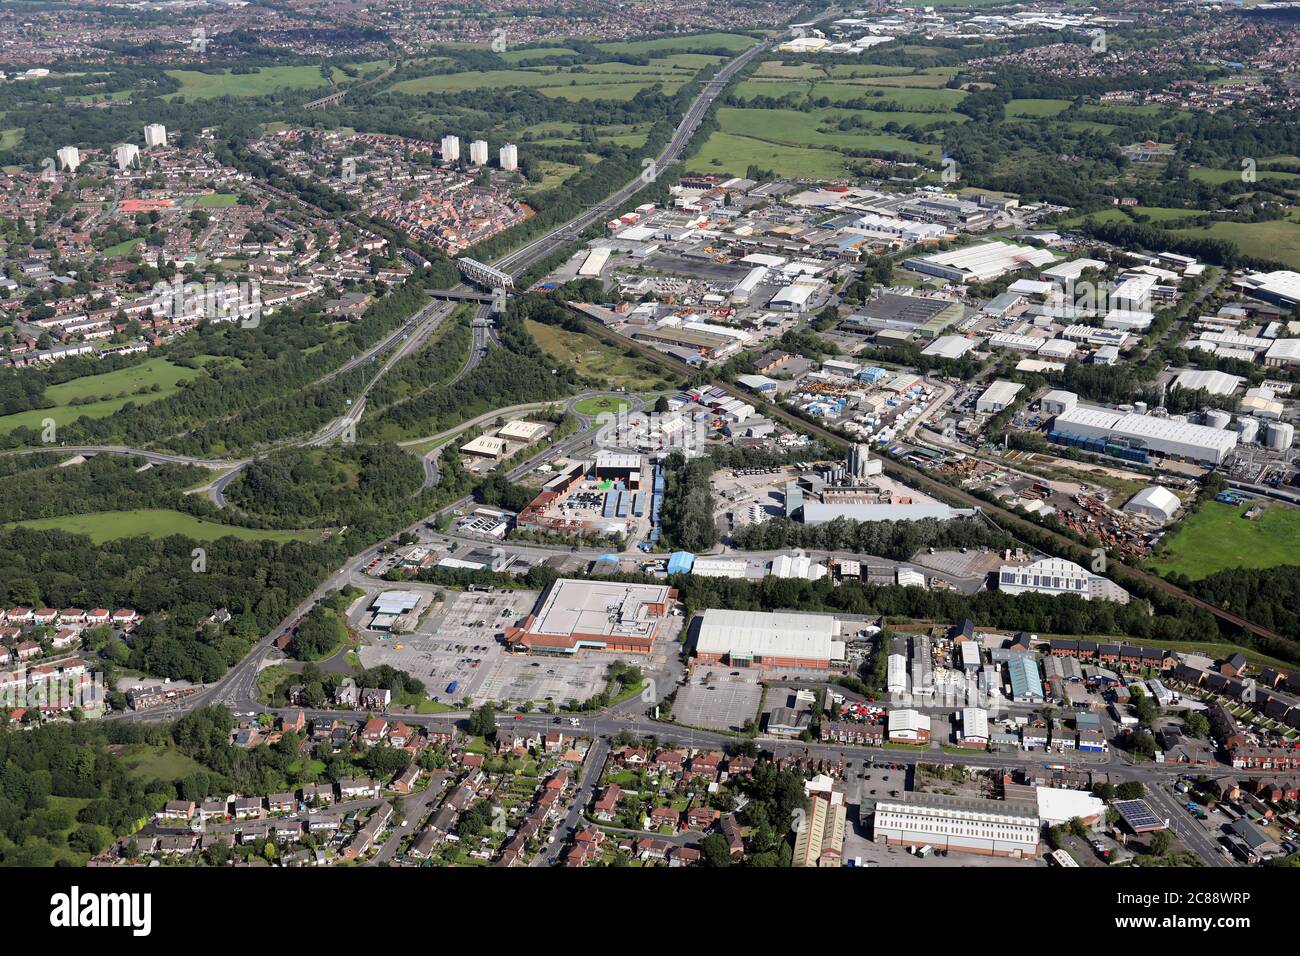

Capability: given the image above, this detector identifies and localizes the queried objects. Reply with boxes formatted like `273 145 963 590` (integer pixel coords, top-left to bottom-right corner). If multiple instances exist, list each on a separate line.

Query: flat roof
978 379 1024 407
528 579 673 642
461 435 508 456
878 790 1039 823
497 419 548 441
1053 404 1239 456
695 608 838 661
921 334 976 359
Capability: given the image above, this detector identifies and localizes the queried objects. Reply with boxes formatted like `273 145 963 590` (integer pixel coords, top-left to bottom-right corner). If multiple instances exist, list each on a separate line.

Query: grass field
498 46 579 63
524 159 581 192
713 106 948 155
1062 206 1209 228
572 396 632 417
102 237 143 257
1006 98 1072 118
121 744 208 781
526 320 677 391
1189 166 1300 185
166 66 334 99
1170 217 1300 269
194 192 239 207
0 358 200 434
0 128 23 150
688 131 851 178
1148 500 1300 580
45 796 94 864
807 82 966 111
11 509 318 544
392 67 683 99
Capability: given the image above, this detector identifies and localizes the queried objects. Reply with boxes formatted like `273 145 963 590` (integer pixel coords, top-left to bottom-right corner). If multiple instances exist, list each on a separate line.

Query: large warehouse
694 609 844 670
901 241 1057 284
504 579 676 655
872 792 1041 858
1051 404 1238 465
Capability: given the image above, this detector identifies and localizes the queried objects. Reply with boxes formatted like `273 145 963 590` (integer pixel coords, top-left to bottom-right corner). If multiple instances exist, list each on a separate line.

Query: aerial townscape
0 0 1298 925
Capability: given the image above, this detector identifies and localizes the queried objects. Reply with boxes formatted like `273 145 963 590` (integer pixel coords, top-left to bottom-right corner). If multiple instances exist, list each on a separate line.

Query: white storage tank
1237 417 1260 444
1204 409 1232 430
1265 421 1294 451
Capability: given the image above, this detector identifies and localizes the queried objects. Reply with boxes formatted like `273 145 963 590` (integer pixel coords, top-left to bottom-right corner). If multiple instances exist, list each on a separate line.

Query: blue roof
1008 656 1043 699
667 552 695 574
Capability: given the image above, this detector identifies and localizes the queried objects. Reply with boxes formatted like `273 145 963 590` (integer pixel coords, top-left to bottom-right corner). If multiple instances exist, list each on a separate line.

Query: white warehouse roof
1173 368 1242 396
960 706 988 739
906 241 1057 283
976 379 1024 412
1051 404 1239 464
1124 485 1180 521
1036 787 1105 826
695 609 840 662
921 334 976 359
1265 339 1300 365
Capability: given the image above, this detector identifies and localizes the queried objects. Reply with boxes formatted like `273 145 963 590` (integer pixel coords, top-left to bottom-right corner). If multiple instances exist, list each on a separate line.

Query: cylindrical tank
1205 409 1232 430
1265 421 1294 451
1134 401 1148 415
1237 417 1260 444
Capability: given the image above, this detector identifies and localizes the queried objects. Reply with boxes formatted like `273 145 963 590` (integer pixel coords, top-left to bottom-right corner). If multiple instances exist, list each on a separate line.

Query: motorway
60 26 1248 866
481 34 773 282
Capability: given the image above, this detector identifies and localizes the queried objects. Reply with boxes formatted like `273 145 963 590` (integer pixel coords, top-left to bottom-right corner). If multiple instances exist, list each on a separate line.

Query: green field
688 131 851 178
1189 166 1300 185
498 46 579 63
102 237 143 257
1148 500 1300 580
524 159 581 192
0 128 23 150
11 509 318 544
0 358 201 434
572 396 632 417
194 192 239 207
121 744 208 781
165 66 334 99
713 106 948 155
392 67 683 99
1170 217 1300 269
1006 98 1072 118
1063 206 1209 228
688 104 943 179
526 320 677 391
807 82 966 111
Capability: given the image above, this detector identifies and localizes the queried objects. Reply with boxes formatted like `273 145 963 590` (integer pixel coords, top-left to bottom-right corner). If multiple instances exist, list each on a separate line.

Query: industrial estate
0 0 1297 925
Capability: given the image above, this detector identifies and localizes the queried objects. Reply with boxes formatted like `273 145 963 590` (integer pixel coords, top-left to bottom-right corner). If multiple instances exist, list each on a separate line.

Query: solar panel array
1113 799 1164 832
